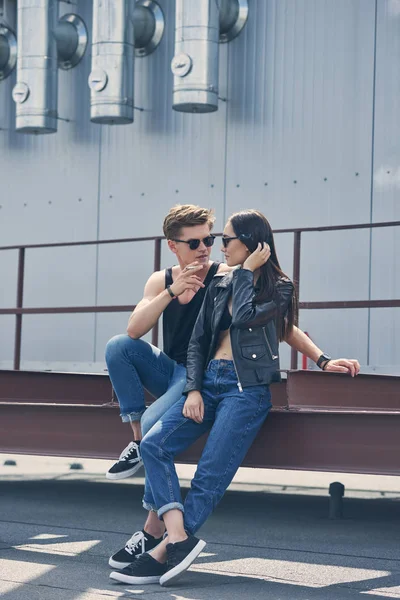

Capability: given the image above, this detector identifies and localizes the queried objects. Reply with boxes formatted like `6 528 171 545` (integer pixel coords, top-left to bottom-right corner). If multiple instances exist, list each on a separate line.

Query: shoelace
119 442 140 462
125 530 147 555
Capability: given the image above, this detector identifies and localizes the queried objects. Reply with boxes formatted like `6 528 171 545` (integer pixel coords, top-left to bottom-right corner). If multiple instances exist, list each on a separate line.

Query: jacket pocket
241 344 268 361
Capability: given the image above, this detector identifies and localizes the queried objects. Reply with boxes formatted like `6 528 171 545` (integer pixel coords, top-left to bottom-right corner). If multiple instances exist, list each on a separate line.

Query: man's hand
183 391 204 423
324 359 360 377
243 242 271 272
170 262 205 297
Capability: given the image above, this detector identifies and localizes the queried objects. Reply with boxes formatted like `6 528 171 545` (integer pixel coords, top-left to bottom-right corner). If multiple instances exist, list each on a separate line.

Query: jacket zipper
229 327 243 392
263 326 278 360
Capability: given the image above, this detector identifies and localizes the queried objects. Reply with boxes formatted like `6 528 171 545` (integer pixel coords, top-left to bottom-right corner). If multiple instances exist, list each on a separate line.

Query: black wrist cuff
166 285 176 299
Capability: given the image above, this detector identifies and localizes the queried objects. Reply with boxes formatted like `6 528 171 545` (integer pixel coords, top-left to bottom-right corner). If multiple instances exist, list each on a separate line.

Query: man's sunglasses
171 235 216 251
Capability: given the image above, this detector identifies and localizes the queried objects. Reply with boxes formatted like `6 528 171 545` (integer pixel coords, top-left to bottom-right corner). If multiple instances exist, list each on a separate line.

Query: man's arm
127 271 170 339
285 326 360 377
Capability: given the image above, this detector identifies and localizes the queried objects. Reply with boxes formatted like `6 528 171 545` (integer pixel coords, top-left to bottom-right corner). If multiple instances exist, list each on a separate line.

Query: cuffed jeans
105 334 186 425
140 359 272 534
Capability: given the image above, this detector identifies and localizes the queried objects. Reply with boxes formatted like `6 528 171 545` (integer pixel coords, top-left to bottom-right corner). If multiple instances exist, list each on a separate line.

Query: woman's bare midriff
213 328 233 360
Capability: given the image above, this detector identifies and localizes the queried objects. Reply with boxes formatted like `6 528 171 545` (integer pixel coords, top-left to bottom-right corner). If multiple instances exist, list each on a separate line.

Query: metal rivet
249 328 252 332
252 354 257 359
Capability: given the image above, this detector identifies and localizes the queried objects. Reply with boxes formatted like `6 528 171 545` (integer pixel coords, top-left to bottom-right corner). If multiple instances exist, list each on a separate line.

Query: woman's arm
183 283 214 395
231 269 294 329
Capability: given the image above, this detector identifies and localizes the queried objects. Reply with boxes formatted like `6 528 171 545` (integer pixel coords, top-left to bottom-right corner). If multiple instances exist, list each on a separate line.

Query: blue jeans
105 334 186 426
140 359 272 534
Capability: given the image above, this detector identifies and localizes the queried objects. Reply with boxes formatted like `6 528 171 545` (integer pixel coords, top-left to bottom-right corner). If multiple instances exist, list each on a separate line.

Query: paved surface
1 455 400 599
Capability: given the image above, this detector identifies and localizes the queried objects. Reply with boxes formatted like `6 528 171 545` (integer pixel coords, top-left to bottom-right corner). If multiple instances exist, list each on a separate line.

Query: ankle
144 525 165 540
168 533 188 544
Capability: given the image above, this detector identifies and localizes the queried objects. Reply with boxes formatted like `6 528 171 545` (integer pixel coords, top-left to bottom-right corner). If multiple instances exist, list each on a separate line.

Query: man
105 204 360 568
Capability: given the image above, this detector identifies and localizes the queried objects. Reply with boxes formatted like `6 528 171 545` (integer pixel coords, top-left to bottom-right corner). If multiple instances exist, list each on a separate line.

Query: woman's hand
324 358 361 377
243 242 271 272
183 391 204 423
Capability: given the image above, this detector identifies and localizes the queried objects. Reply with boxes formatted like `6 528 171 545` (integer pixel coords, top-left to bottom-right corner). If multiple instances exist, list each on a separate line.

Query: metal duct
89 0 164 125
13 0 58 133
171 0 248 113
0 24 17 80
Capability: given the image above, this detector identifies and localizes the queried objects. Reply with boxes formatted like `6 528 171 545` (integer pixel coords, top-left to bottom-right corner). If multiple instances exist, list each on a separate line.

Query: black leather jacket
183 268 294 394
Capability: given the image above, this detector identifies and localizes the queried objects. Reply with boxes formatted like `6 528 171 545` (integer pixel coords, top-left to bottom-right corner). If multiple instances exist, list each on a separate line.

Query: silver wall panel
0 249 18 307
299 230 370 301
298 308 369 365
20 313 95 365
224 0 375 229
0 1 99 247
98 0 229 241
97 241 155 307
0 315 15 365
370 2 400 314
369 307 400 368
23 245 97 307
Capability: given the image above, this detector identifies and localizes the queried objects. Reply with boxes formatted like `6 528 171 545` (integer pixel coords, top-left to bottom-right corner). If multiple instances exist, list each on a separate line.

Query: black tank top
163 262 220 366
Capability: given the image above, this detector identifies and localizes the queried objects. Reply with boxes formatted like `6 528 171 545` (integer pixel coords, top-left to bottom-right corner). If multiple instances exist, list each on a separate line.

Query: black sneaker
108 530 163 569
106 441 143 480
159 535 206 587
110 552 167 585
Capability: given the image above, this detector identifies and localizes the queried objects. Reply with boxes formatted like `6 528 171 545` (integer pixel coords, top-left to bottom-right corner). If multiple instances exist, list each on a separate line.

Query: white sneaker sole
108 557 136 569
159 539 206 587
109 571 161 584
106 460 143 480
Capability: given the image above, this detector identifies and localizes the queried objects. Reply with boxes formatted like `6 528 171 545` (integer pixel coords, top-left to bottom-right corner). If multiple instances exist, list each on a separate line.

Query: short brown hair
163 204 215 240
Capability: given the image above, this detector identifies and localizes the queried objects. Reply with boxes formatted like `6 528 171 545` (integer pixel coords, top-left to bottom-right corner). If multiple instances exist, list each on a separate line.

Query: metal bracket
0 24 16 81
219 0 248 43
55 13 88 70
133 0 164 57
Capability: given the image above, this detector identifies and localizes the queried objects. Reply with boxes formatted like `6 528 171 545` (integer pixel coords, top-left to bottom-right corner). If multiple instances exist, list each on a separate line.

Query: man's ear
167 239 177 255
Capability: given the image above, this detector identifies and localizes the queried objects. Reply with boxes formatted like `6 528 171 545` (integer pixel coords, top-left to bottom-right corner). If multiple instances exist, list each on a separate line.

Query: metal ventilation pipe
12 1 88 134
89 0 164 125
0 24 17 81
12 0 58 133
171 0 248 113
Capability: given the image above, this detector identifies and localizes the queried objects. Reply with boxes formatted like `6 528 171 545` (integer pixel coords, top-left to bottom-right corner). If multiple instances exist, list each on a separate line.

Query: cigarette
185 266 198 270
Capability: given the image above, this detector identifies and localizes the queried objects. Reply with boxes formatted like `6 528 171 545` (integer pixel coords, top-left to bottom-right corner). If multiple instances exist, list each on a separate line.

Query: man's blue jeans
140 359 272 535
105 334 186 426
105 334 187 509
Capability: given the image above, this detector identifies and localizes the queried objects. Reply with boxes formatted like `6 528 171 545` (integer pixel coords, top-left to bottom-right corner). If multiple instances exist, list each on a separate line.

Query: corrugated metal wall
0 0 398 372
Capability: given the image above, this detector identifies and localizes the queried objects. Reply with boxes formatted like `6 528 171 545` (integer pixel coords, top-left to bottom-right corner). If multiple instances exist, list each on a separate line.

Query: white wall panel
224 0 375 229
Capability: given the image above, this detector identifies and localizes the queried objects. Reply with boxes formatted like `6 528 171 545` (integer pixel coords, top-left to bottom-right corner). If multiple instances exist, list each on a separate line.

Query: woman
110 209 297 586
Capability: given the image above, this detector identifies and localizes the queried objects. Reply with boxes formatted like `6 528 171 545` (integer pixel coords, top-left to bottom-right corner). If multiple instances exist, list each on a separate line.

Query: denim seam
188 394 269 531
125 349 174 380
157 416 191 504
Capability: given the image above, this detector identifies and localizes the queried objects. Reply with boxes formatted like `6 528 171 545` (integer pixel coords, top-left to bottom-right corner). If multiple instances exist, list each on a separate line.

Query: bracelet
166 285 176 299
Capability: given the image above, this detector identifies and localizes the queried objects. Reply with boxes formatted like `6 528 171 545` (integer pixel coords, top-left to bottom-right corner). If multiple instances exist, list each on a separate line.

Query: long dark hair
229 209 298 340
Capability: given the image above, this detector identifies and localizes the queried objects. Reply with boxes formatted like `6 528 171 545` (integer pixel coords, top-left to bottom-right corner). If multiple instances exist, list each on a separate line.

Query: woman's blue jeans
140 359 272 535
105 334 187 509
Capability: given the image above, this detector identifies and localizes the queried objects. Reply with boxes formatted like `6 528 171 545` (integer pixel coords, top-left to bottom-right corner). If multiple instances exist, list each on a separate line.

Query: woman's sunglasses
221 233 253 248
171 235 216 251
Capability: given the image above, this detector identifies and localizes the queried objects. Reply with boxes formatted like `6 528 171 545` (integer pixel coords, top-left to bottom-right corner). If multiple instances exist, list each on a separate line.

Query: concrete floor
0 455 399 599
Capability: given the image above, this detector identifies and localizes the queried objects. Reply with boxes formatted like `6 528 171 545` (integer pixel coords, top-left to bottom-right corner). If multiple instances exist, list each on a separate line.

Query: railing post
151 238 162 347
291 231 301 370
13 247 25 370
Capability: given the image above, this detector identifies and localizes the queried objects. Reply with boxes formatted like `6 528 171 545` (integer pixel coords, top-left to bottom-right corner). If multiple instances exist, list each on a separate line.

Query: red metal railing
1 221 399 371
